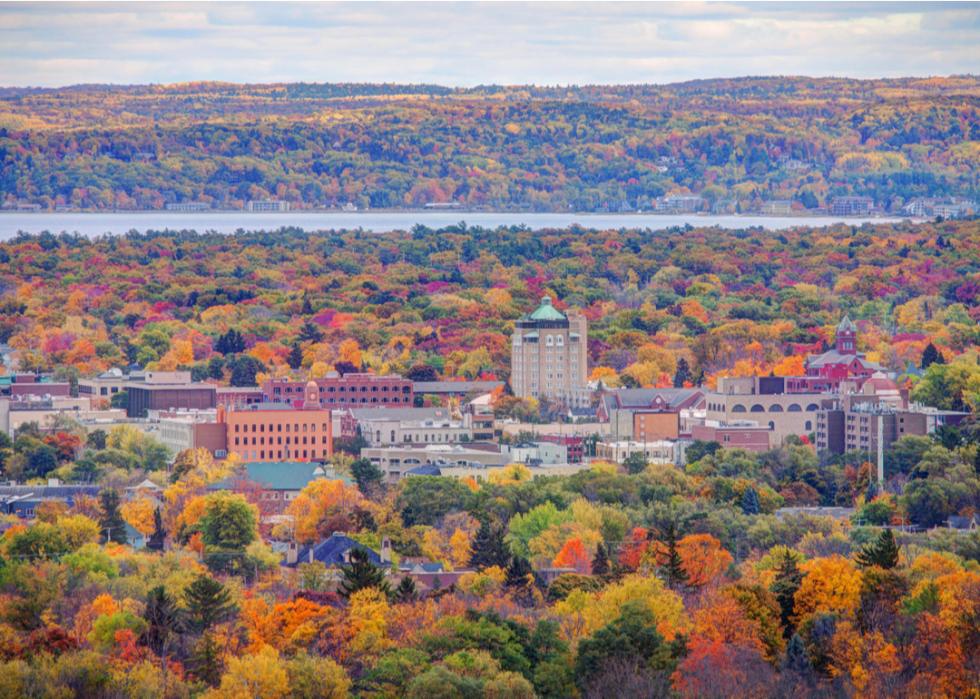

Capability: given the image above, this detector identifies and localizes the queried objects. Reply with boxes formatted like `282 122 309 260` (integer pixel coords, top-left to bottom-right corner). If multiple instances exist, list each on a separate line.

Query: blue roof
209 462 351 492
288 533 382 568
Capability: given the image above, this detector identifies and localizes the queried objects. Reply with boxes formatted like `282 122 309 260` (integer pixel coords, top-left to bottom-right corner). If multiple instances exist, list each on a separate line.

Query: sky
0 1 977 87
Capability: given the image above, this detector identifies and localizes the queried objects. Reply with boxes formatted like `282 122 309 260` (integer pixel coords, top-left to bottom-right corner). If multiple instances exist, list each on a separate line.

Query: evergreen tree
740 486 761 515
214 329 245 355
339 547 390 598
146 506 166 551
394 576 417 603
98 488 128 544
770 550 804 636
301 295 314 315
920 342 944 369
287 343 304 370
591 542 610 576
673 357 691 388
468 519 510 570
141 585 183 656
298 320 324 343
782 633 813 677
351 458 385 495
184 575 236 634
657 522 688 590
191 633 223 686
505 555 534 590
856 529 900 569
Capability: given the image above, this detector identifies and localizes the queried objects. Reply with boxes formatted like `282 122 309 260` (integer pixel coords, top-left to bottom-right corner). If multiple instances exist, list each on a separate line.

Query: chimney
286 541 298 566
380 536 392 564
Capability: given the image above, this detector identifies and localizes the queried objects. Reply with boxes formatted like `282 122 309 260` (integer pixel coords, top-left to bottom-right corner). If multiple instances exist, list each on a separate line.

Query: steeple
836 315 857 354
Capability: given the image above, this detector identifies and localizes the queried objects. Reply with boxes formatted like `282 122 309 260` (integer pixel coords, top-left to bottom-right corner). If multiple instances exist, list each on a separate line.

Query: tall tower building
510 297 589 408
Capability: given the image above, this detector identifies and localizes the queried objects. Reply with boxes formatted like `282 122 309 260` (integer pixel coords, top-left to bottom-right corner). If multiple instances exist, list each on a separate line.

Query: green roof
528 296 567 321
210 461 351 492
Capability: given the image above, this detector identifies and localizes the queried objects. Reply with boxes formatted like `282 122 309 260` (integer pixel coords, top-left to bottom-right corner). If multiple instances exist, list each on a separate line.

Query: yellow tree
120 497 156 537
205 645 289 699
286 479 373 544
793 555 862 625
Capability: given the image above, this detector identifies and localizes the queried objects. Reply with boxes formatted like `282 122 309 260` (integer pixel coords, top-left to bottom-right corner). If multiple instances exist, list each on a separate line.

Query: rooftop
210 461 350 491
527 296 567 322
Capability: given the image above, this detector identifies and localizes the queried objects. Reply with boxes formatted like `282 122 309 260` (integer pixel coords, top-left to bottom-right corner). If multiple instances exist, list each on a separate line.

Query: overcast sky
0 2 977 87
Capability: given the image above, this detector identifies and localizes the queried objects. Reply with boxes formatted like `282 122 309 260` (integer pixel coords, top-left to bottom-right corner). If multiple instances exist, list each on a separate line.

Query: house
209 461 349 515
0 483 101 518
284 532 385 568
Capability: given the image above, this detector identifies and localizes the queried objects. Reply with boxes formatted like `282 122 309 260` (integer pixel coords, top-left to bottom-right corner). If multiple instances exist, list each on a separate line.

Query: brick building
262 372 412 409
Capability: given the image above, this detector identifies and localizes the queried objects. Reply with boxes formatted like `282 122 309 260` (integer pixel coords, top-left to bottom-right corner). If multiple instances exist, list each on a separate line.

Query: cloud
0 1 975 87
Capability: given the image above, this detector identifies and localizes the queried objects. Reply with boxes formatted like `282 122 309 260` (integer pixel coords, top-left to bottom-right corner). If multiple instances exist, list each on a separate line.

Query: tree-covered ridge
0 220 977 402
1 76 978 210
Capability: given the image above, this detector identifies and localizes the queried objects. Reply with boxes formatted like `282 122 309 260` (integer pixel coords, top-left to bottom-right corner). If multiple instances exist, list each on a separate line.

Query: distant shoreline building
245 199 290 212
510 297 590 409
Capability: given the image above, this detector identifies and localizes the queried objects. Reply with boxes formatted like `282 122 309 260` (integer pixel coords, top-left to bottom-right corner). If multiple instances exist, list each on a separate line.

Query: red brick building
262 372 412 409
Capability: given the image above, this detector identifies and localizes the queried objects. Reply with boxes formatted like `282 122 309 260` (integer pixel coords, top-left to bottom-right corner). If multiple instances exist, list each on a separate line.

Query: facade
505 441 568 465
221 388 332 463
794 316 882 392
262 373 413 409
165 202 210 211
535 434 585 463
595 439 678 465
705 379 823 444
690 421 772 452
598 388 704 439
510 297 589 409
216 386 264 407
246 199 290 212
361 443 510 482
210 461 348 516
0 397 124 436
154 409 227 457
340 406 476 446
831 196 873 216
126 382 216 418
0 483 101 518
413 380 504 399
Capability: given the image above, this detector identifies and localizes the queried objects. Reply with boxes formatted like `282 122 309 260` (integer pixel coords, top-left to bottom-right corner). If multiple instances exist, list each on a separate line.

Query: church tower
835 315 857 355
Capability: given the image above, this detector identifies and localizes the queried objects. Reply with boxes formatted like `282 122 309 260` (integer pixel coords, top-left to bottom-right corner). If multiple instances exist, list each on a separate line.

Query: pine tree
657 522 688 590
184 575 236 634
339 547 390 598
505 555 534 589
287 343 304 370
214 329 245 355
673 358 691 388
147 506 166 551
856 529 899 569
141 585 182 656
191 633 223 686
782 633 813 677
468 519 510 570
98 488 128 544
740 487 760 515
921 342 943 369
770 550 804 636
394 576 417 603
298 320 324 343
591 542 610 576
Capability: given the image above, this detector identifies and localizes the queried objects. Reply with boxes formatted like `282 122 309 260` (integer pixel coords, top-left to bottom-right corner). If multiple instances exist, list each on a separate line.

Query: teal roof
210 462 351 492
528 296 567 322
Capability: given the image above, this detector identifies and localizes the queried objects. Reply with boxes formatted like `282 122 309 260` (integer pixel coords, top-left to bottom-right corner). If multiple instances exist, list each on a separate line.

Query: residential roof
602 388 703 411
209 462 349 491
806 350 882 370
406 465 442 476
288 533 382 568
527 296 567 322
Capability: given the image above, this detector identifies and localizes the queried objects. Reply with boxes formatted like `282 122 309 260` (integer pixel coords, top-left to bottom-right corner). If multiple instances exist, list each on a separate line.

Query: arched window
769 404 783 412
750 404 765 413
788 403 802 412
556 335 564 346
732 404 746 413
806 403 819 411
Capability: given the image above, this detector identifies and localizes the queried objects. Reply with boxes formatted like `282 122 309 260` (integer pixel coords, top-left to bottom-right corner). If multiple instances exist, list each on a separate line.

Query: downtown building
510 297 590 409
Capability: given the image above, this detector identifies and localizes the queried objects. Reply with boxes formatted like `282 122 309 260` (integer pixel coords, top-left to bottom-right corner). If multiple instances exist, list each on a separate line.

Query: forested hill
1 76 978 211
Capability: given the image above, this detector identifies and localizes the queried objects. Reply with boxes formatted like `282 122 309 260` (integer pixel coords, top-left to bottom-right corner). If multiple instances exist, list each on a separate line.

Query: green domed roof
528 296 567 321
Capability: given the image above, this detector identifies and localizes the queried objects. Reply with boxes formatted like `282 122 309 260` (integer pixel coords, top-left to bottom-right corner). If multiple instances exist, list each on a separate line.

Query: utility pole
876 413 885 487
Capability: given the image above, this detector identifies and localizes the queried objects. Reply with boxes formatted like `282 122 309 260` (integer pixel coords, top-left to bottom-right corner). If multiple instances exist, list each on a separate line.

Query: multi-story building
153 409 227 457
125 374 217 418
597 388 705 440
831 196 873 216
245 199 290 212
510 297 590 409
220 382 332 463
339 406 475 446
816 376 968 455
262 373 413 409
790 316 882 393
704 377 824 445
595 439 678 465
690 421 772 452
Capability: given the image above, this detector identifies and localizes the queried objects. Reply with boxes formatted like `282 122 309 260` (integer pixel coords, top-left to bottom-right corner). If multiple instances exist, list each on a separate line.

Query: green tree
147 507 166 551
141 585 183 657
920 342 943 369
394 576 418 604
656 521 688 590
741 486 761 515
469 519 510 570
6 522 69 561
770 549 804 636
351 457 385 495
623 452 649 475
591 542 610 576
184 575 237 634
98 488 128 544
339 547 390 598
855 529 899 569
574 600 676 690
287 343 304 370
297 320 324 343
